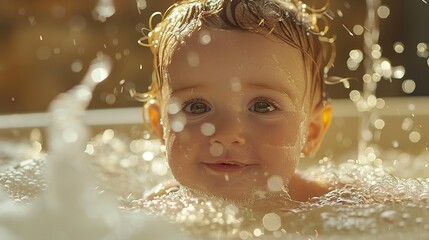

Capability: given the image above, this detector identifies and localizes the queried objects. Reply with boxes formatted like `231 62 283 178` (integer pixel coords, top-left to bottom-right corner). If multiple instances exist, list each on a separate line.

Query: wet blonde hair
139 0 335 105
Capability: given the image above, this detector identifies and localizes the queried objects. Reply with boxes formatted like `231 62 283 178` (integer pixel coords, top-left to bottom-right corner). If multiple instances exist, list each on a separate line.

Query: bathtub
1 96 429 240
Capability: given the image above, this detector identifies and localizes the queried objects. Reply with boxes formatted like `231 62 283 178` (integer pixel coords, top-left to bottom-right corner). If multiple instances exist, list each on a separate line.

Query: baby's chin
182 183 295 209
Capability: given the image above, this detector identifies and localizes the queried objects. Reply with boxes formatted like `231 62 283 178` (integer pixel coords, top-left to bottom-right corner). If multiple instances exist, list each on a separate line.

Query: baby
140 0 334 205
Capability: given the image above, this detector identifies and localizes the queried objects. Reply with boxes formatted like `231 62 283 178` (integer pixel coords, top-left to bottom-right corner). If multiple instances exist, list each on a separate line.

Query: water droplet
409 131 421 143
167 98 181 115
402 79 416 94
349 90 361 102
187 51 200 67
262 212 281 231
352 25 364 35
374 119 385 130
142 151 154 161
392 66 405 79
199 30 211 45
253 228 262 237
91 66 109 83
136 0 147 10
267 175 283 192
200 123 216 136
377 6 390 19
171 115 186 132
230 77 242 92
94 0 116 22
394 42 405 53
402 118 414 131
209 143 223 157
102 129 115 143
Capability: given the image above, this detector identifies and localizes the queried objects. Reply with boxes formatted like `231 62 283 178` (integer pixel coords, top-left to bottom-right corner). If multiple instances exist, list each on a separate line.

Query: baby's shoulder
288 171 330 202
144 179 180 200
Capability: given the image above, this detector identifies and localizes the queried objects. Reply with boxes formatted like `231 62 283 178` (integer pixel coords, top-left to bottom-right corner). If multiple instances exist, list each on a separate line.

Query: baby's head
141 0 333 202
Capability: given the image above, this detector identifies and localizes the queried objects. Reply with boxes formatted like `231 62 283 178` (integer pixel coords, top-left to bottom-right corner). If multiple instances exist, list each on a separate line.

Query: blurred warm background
0 0 428 115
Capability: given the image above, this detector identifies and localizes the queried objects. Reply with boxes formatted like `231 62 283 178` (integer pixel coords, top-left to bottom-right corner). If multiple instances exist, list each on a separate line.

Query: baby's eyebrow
170 84 201 95
245 82 296 99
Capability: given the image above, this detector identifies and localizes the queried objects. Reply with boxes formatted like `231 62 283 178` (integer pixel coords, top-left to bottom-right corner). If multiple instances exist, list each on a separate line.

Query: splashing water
0 56 188 240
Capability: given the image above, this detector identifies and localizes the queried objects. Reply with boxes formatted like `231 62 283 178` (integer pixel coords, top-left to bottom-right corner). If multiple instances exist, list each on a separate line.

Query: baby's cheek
251 113 303 148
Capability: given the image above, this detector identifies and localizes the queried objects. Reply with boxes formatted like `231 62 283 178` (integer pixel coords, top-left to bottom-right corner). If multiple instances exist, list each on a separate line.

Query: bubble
409 131 421 143
136 0 147 10
349 90 361 102
417 43 429 58
352 25 364 35
187 51 200 67
401 118 414 131
363 74 372 83
408 104 416 111
267 175 283 192
347 58 359 71
94 0 116 22
199 30 212 45
376 98 386 109
171 115 186 132
151 161 168 176
262 213 281 231
200 123 216 136
380 60 391 71
28 16 36 26
417 42 428 52
362 130 373 141
253 228 262 237
239 231 252 240
394 42 405 53
142 151 154 161
102 129 115 143
392 66 405 79
91 66 109 83
402 79 416 94
374 119 385 129
427 58 429 67
367 95 377 107
209 143 224 157
392 140 399 148
167 98 181 115
36 46 52 61
349 49 363 62
230 77 242 92
377 6 390 19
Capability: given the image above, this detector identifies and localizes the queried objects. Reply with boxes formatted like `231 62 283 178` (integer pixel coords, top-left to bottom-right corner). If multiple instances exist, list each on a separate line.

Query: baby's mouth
202 162 253 173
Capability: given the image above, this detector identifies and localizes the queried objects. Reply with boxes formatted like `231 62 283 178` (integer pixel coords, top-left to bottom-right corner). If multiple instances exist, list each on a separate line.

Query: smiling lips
202 162 254 173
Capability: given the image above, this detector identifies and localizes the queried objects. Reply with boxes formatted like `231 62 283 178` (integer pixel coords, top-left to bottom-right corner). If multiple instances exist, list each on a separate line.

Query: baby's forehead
166 26 308 92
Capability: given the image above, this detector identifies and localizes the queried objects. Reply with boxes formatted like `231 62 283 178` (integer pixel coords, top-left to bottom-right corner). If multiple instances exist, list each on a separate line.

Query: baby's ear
143 100 164 141
302 102 332 157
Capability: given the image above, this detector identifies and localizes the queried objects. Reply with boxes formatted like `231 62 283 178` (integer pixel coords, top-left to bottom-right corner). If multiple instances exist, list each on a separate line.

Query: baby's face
158 27 313 201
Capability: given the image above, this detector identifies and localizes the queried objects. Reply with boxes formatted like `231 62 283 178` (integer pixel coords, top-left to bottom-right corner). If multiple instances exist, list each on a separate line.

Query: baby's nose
208 116 246 147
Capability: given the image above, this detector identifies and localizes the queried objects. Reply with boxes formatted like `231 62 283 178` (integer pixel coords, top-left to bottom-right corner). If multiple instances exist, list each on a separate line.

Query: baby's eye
183 99 211 114
249 99 278 113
